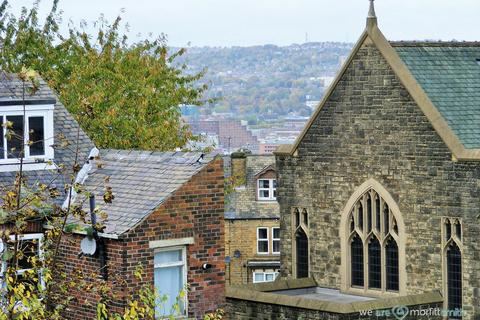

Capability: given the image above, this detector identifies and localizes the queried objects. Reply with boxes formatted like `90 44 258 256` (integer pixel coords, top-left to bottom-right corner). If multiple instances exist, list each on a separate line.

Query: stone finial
368 0 376 18
367 0 378 29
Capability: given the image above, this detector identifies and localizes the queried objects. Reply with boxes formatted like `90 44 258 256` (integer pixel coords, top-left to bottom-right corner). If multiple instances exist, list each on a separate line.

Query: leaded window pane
351 235 363 287
445 219 452 241
375 195 381 231
455 222 461 240
296 229 309 278
368 237 381 289
367 194 372 232
383 204 389 236
447 242 462 319
386 239 399 291
357 203 363 232
295 209 300 227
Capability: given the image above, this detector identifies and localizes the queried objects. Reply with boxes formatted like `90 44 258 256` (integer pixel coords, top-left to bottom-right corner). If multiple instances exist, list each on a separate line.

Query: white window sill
0 161 56 172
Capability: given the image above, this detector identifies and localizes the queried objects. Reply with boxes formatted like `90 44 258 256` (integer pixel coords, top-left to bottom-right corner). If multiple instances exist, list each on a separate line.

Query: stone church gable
274 30 480 318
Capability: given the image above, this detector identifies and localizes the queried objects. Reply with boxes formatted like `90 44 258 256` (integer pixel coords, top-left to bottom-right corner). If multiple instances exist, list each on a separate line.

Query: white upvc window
0 104 55 172
272 228 280 254
153 246 187 318
257 227 269 254
257 179 277 201
253 271 279 283
1 233 44 289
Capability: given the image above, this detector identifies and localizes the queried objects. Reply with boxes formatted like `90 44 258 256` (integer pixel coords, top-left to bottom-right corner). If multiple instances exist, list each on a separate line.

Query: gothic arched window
344 184 403 294
443 218 462 318
292 208 309 279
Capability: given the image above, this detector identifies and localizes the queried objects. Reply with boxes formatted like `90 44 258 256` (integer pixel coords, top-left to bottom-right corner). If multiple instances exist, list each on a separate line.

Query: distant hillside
175 42 353 122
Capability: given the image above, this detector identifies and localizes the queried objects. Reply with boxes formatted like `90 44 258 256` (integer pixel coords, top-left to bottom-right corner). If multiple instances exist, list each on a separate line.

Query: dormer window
257 179 277 201
0 100 55 172
255 164 277 201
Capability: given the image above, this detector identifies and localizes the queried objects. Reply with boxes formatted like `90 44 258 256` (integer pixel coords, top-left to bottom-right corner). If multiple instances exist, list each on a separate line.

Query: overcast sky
11 0 480 47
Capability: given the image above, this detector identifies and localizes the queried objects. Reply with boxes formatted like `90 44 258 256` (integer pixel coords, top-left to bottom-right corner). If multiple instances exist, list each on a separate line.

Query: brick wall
276 43 480 318
59 158 225 319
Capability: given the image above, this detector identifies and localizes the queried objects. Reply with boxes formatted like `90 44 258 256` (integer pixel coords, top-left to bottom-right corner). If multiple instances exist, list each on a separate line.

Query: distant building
224 152 280 285
258 143 279 154
186 119 258 153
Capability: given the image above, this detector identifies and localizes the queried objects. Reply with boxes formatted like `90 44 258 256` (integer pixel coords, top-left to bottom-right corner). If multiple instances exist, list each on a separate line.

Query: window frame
257 179 277 201
272 227 280 255
0 104 55 172
153 245 188 317
442 217 463 318
252 271 279 283
1 233 45 289
292 208 310 279
256 227 269 255
340 179 406 297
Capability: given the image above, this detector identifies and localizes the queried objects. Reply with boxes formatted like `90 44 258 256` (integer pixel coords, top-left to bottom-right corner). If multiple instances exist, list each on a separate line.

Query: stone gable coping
275 22 480 161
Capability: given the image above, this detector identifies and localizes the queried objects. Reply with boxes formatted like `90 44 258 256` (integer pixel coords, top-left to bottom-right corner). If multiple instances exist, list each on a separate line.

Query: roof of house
276 17 480 160
78 149 215 235
0 72 94 192
393 43 480 149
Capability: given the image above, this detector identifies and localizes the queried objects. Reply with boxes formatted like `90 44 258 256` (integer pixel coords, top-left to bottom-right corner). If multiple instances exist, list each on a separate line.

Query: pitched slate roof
0 72 94 193
79 149 215 235
393 42 480 149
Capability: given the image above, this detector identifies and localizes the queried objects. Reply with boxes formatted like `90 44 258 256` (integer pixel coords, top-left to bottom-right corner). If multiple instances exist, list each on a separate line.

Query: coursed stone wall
275 43 480 319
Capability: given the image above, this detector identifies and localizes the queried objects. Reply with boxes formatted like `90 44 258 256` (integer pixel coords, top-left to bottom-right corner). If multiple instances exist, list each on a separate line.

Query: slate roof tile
76 149 215 235
392 43 480 149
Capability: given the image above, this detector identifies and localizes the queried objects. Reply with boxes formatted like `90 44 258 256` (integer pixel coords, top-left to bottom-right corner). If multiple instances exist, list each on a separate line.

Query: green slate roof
392 42 480 149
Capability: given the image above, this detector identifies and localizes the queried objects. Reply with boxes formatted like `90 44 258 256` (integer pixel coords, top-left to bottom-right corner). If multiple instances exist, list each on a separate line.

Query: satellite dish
81 237 97 256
